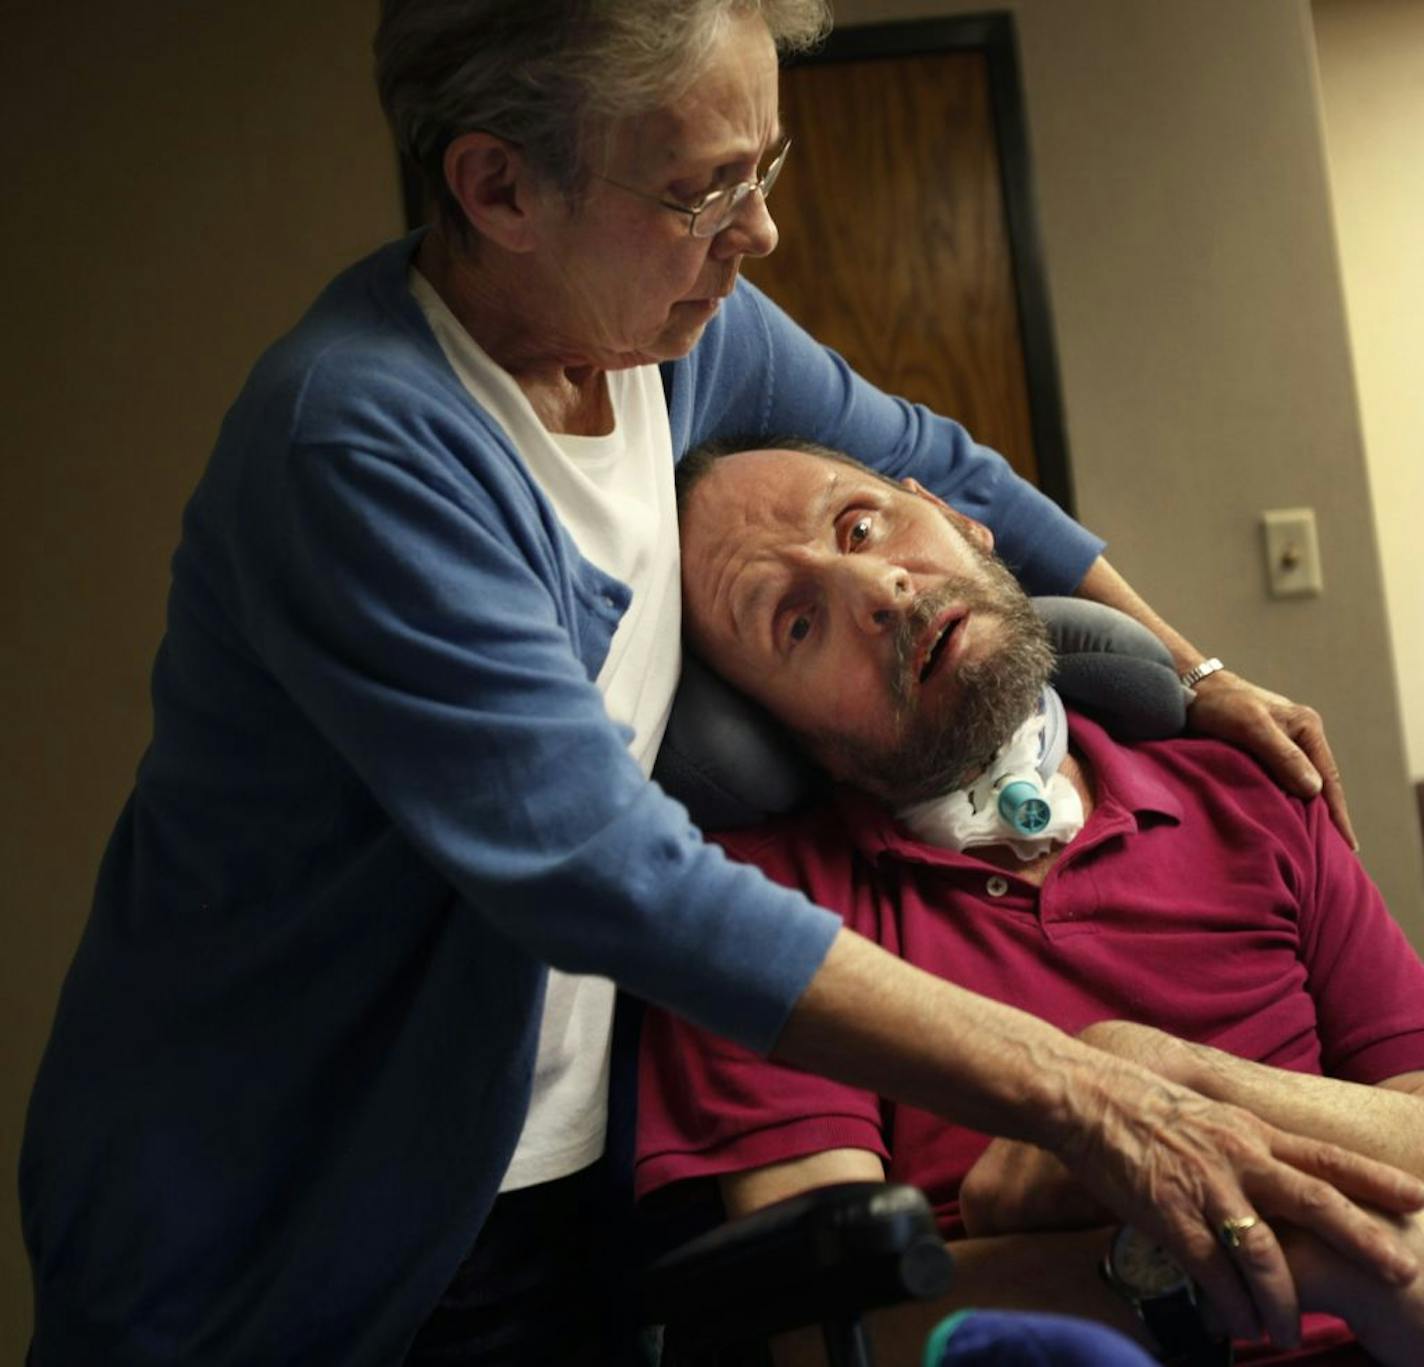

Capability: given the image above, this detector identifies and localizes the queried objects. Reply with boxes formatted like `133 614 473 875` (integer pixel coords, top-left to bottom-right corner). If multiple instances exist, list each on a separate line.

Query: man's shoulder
1074 712 1312 817
1070 714 1348 900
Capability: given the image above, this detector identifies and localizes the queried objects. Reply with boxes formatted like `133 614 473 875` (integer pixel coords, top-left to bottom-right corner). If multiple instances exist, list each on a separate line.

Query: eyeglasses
596 137 791 239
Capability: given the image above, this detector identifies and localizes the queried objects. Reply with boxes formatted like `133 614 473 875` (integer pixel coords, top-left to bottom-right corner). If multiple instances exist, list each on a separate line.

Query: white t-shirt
410 270 682 1191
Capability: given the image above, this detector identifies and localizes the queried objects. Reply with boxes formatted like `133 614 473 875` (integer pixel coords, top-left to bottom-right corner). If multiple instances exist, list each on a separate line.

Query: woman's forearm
1074 555 1204 673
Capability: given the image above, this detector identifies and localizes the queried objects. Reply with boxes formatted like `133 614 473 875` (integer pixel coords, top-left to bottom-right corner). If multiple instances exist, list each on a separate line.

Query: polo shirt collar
833 710 1185 868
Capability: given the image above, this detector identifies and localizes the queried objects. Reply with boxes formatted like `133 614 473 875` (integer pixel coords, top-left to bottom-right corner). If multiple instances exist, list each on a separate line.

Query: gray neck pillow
652 596 1188 831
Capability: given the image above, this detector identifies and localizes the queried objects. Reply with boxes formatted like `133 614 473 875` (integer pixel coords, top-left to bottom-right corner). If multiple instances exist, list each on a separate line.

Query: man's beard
800 545 1054 807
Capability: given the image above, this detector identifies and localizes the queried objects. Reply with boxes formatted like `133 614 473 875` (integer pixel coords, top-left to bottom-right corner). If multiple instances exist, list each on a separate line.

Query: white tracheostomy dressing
899 686 1085 861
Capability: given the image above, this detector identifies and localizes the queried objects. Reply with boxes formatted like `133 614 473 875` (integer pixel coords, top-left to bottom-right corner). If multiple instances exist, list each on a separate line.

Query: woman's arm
723 1136 1424 1367
774 932 1423 1348
959 1026 1424 1239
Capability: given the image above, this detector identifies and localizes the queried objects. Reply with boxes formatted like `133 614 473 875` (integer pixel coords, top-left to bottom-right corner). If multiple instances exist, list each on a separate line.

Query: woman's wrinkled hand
1187 669 1356 850
1061 1071 1422 1348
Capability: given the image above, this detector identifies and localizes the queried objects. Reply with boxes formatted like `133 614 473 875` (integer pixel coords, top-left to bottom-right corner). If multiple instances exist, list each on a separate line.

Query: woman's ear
442 132 540 252
901 478 995 550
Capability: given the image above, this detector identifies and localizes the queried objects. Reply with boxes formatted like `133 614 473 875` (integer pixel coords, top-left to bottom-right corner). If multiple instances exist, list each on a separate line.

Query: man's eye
788 615 812 644
848 517 873 548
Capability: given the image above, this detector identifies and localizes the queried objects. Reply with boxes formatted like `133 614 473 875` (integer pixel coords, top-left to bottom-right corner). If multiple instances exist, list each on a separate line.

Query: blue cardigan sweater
21 233 1102 1364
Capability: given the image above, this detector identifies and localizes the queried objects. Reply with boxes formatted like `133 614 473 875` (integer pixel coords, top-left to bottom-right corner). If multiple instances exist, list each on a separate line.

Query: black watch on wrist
1101 1226 1233 1366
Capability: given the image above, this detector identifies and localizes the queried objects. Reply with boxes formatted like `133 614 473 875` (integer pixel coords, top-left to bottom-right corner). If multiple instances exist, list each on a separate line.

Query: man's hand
959 1014 1393 1236
1187 668 1356 850
779 933 1422 1351
967 1077 1424 1346
1061 1072 1422 1348
964 1024 1424 1346
1280 1211 1424 1366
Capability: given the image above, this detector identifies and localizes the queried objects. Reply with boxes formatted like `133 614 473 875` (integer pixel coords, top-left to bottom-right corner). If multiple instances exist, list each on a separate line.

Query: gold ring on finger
1217 1215 1260 1251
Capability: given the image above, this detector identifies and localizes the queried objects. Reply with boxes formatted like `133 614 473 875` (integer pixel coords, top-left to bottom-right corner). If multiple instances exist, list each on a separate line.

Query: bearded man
636 440 1424 1366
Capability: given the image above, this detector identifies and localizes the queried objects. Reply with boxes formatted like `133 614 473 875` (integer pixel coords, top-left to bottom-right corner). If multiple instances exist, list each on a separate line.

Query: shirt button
985 876 1009 898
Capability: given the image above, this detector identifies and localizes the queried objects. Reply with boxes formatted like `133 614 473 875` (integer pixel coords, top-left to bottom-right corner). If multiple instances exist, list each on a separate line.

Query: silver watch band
1179 657 1225 690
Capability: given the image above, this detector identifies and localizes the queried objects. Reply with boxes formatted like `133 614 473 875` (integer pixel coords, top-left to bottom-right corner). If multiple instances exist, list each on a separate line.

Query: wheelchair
638 599 1184 1366
640 1181 1159 1366
643 1181 950 1367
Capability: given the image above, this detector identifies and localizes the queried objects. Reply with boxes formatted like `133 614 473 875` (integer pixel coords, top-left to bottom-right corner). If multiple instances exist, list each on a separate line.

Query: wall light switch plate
1262 507 1323 598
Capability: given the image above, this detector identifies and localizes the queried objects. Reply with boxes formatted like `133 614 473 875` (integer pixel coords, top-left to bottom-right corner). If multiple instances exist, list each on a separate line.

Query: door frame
786 14 1075 515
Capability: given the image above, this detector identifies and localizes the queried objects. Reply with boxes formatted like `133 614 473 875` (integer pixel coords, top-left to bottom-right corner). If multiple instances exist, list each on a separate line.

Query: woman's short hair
375 0 829 241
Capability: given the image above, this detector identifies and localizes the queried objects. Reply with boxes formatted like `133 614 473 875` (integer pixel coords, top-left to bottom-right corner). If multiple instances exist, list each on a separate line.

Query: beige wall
1312 0 1424 784
3 0 1423 1352
0 2 403 1352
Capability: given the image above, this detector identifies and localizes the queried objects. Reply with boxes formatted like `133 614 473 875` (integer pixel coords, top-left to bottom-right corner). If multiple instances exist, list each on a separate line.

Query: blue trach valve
998 780 1052 837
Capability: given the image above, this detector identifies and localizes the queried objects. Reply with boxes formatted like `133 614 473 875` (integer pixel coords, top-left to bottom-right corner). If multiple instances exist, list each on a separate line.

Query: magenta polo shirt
636 713 1424 1364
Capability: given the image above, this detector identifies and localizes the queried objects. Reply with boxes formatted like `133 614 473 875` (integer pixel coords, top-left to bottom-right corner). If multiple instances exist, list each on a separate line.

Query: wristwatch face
1113 1226 1190 1296
1106 1229 1230 1365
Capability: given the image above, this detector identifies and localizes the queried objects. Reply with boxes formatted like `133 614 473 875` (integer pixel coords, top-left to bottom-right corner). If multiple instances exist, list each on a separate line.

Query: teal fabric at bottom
922 1309 979 1367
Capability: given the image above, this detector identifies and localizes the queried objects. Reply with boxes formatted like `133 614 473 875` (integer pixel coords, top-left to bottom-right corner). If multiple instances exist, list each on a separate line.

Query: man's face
519 10 782 369
680 447 1054 804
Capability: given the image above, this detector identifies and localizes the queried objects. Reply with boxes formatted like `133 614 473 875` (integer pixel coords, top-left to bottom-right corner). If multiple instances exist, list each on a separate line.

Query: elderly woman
20 2 1413 1365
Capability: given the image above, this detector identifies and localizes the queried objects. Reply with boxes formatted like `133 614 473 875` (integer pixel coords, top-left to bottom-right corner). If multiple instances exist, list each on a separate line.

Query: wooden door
746 21 1069 506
